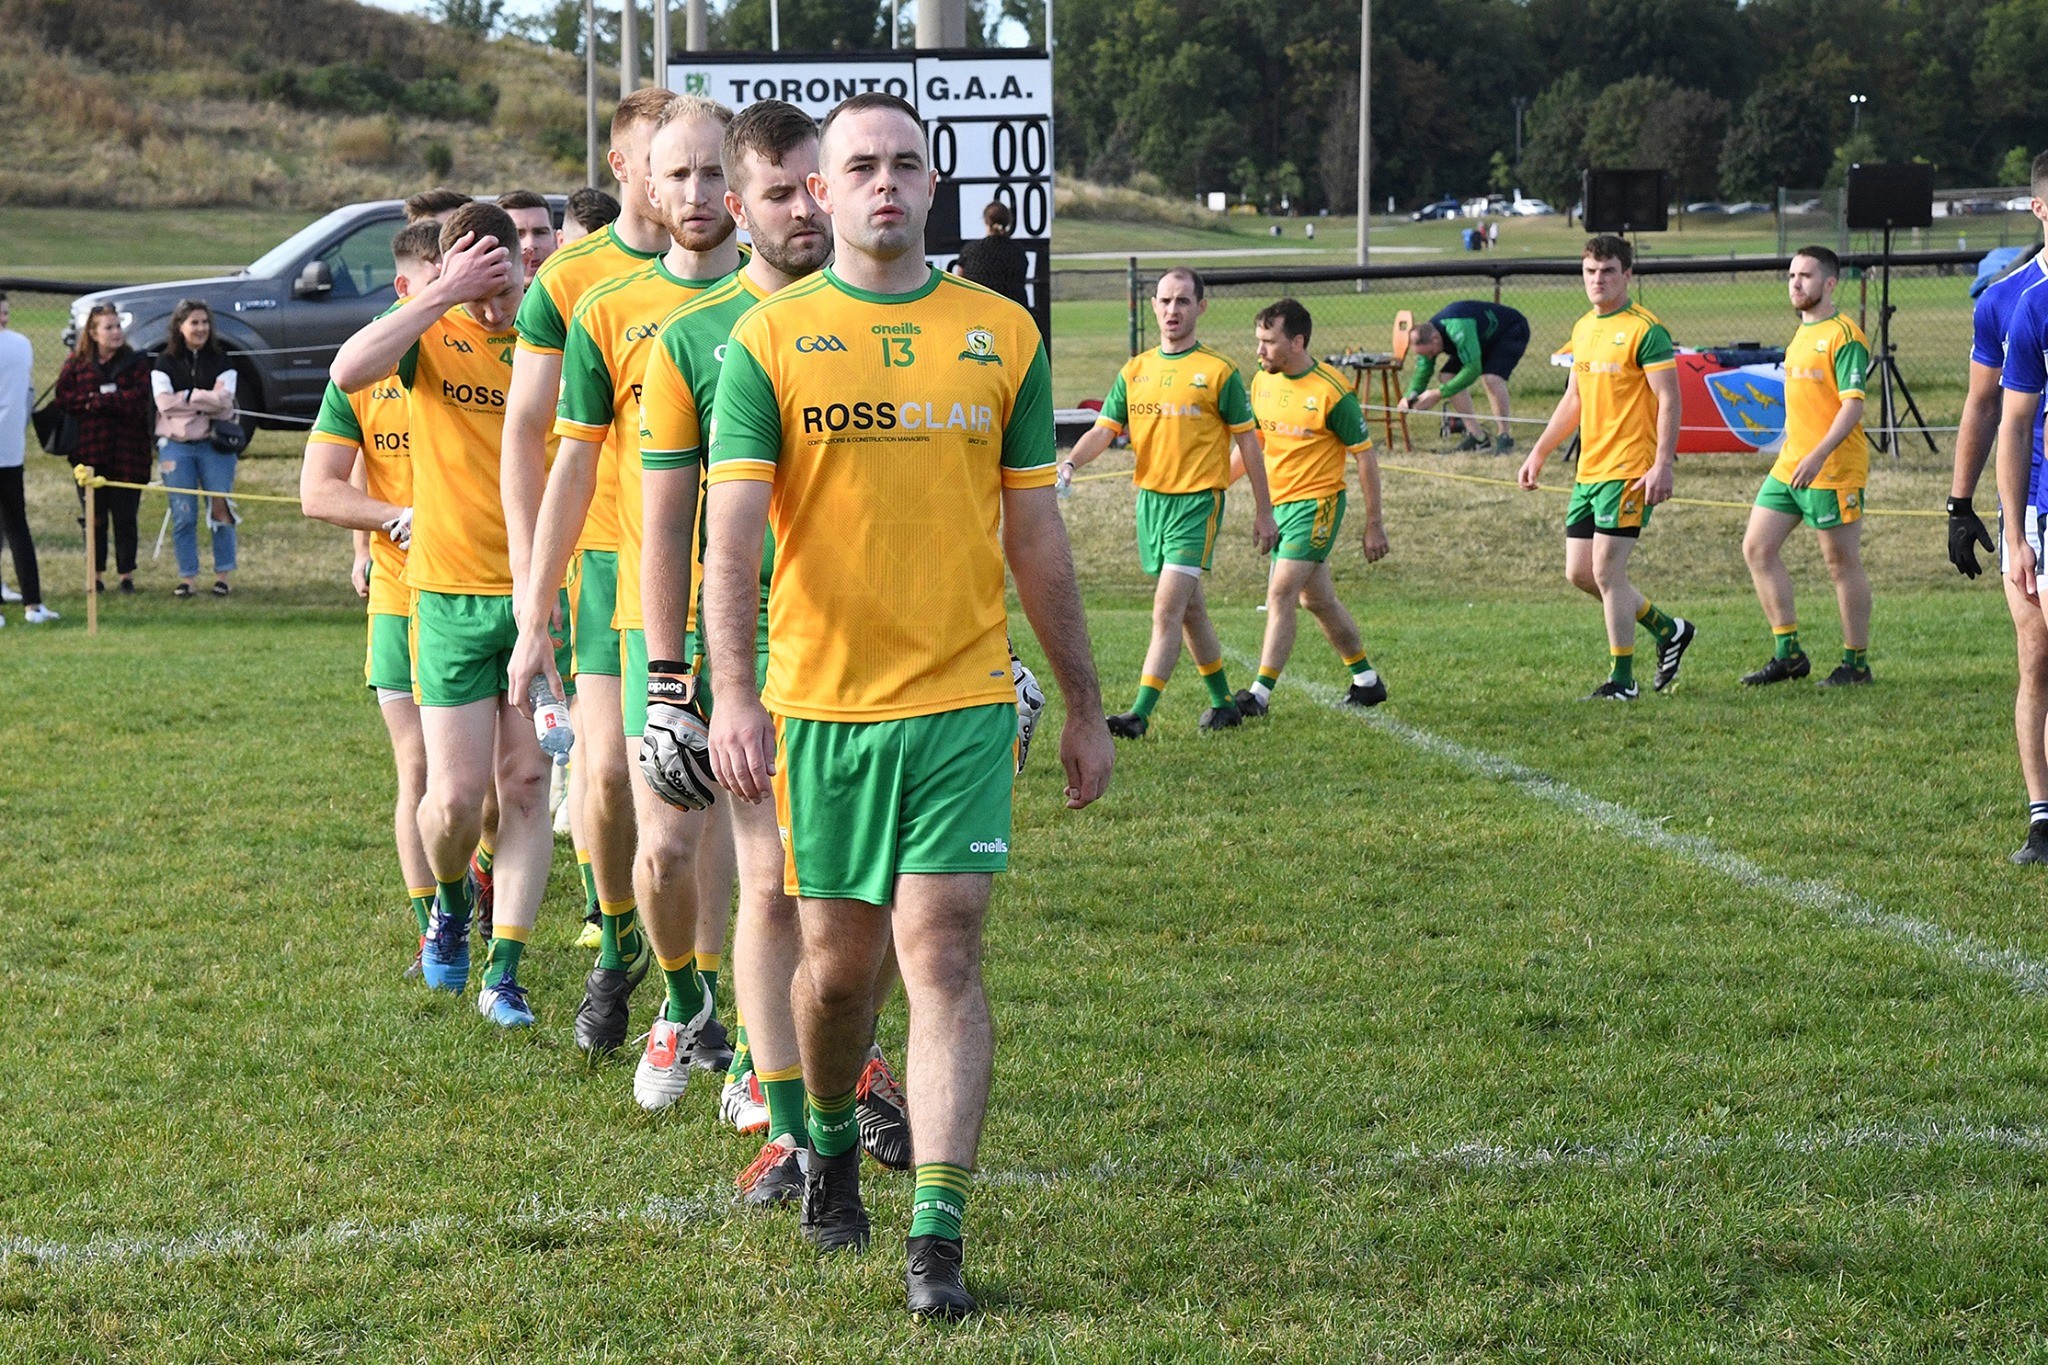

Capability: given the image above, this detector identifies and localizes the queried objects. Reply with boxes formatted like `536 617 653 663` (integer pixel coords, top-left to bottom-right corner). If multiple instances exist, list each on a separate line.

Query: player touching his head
1519 235 1696 699
299 221 443 967
1739 247 1874 688
1231 298 1390 717
332 202 558 1028
702 91 1111 1317
506 94 745 1062
1061 266 1279 736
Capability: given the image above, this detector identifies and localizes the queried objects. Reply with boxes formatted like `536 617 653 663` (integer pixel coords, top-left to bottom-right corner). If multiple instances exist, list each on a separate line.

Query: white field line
1230 653 2048 997
9 1121 2048 1268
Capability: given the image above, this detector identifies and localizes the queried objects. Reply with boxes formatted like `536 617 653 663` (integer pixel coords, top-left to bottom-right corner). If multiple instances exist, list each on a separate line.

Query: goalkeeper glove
1948 496 1994 579
638 663 717 810
1012 653 1044 774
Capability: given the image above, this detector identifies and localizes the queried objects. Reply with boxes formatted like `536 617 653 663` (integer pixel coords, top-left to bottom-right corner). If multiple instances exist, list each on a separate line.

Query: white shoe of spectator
0 583 18 603
24 605 59 624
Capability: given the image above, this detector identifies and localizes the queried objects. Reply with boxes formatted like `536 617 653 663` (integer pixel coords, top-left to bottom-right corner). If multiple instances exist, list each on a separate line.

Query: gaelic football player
1062 267 1279 736
1740 247 1874 688
1993 174 2048 863
495 190 559 279
1518 235 1696 699
332 202 558 1028
702 91 1112 1318
1230 298 1390 716
506 95 744 1060
299 222 443 962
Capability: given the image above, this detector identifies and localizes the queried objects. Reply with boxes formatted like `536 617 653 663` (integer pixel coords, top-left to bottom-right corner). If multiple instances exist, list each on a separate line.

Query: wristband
647 673 694 705
1948 496 1973 515
647 659 692 675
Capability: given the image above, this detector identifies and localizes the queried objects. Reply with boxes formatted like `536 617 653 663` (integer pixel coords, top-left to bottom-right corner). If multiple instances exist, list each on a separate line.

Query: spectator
954 199 1033 314
154 299 241 598
0 292 55 624
56 303 153 593
562 187 620 244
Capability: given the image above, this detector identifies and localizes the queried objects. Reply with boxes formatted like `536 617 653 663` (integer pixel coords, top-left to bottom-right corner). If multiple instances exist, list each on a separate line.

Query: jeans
162 439 237 578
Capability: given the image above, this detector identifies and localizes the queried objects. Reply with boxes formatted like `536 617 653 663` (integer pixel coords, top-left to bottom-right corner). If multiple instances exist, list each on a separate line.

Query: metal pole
685 0 704 49
1354 0 1370 269
919 0 965 48
770 0 779 51
585 0 599 187
891 0 900 48
1127 256 1139 357
621 0 638 96
652 0 667 88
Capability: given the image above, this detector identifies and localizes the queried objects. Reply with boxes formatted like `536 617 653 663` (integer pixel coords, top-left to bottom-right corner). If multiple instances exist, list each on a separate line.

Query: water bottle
528 675 574 765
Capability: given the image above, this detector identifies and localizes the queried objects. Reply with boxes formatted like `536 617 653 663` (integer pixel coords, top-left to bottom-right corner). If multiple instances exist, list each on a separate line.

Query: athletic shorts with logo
2002 505 2047 576
1136 487 1225 573
412 589 572 708
1273 490 1346 563
565 548 622 679
1754 474 1862 530
1565 477 1651 538
366 612 413 693
773 702 1016 906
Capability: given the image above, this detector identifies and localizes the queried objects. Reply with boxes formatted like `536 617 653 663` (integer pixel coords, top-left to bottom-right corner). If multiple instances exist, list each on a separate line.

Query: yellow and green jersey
707 266 1055 723
1568 301 1676 483
393 303 521 595
1249 362 1371 505
1094 343 1255 494
516 224 665 554
309 376 412 616
555 257 732 632
1771 311 1870 490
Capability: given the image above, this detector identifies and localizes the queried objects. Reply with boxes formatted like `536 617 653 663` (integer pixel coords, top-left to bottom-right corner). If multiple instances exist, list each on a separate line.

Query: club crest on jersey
1613 331 1628 344
795 334 848 353
1302 395 1319 410
959 328 1001 365
1189 373 1209 388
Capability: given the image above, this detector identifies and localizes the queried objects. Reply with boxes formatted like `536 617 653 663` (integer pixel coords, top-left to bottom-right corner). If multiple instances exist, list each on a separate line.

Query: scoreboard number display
665 50 1054 341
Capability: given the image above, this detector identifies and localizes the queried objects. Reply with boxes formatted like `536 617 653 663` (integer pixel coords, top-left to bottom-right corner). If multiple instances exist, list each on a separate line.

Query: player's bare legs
890 874 994 1171
693 796 736 1051
628 780 713 1109
485 703 555 951
418 699 498 892
1565 533 1644 650
575 674 637 907
792 895 894 1239
1817 521 1871 651
1479 374 1512 440
1140 567 1200 689
378 696 433 901
2009 577 2048 805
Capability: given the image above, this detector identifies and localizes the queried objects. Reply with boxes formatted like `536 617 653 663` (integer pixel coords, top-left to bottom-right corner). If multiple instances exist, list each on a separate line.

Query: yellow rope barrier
72 465 305 506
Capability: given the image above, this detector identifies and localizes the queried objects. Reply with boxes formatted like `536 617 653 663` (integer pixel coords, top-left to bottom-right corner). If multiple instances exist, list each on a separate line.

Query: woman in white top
0 291 56 624
153 299 240 597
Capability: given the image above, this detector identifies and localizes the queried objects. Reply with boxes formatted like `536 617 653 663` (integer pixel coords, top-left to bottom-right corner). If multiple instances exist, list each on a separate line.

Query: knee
802 951 879 1015
422 779 484 834
1565 561 1598 595
1742 533 1774 570
496 760 549 817
1590 556 1629 593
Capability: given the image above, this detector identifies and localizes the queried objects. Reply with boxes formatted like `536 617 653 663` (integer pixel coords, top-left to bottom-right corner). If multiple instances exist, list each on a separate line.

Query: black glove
638 664 717 811
1949 496 1995 579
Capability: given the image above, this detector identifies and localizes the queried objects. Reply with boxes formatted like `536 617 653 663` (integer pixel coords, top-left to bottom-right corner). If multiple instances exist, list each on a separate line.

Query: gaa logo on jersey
625 322 661 342
795 334 847 353
959 328 1001 365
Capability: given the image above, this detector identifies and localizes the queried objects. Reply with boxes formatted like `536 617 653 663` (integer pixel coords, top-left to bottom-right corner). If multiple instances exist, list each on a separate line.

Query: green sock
408 889 433 936
435 876 474 928
761 1068 805 1144
659 956 699 1023
1635 601 1678 645
473 842 494 876
1198 662 1232 706
596 900 640 972
1131 675 1164 719
483 934 525 989
695 953 721 1023
1774 625 1802 660
1844 646 1868 670
728 1023 752 1079
806 1087 860 1158
1610 648 1635 687
577 856 599 916
909 1162 973 1241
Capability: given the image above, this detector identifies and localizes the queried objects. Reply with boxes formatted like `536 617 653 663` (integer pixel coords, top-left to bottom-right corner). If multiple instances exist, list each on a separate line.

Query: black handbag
30 383 77 457
209 416 251 455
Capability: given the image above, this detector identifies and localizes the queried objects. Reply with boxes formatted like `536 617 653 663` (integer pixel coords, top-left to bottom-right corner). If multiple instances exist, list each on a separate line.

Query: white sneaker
633 1015 693 1110
0 583 19 603
23 605 59 624
720 1068 770 1133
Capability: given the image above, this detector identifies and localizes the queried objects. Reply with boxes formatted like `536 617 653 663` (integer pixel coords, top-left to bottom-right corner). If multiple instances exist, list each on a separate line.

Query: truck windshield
244 206 383 279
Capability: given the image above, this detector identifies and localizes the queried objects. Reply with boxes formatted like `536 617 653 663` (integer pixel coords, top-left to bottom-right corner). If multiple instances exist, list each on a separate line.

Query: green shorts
1565 478 1651 539
1273 491 1346 562
566 549 622 678
365 611 413 694
1136 488 1225 574
1755 475 1863 530
412 590 572 708
773 702 1016 906
621 627 648 737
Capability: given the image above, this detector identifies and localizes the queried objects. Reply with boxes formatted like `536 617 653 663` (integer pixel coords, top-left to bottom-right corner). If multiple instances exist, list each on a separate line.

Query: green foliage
1720 78 1836 200
423 139 454 178
1488 150 1514 194
2001 146 2035 186
431 0 505 37
257 62 498 123
1520 73 1594 207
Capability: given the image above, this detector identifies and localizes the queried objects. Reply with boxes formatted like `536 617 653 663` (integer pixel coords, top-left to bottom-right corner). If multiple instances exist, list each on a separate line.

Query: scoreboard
664 50 1054 340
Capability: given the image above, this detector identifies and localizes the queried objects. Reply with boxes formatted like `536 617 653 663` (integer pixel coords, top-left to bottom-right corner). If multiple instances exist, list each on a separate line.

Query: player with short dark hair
496 190 559 279
1518 236 1696 699
1061 264 1280 736
1398 300 1530 453
404 186 471 223
563 187 621 243
1232 298 1390 717
1739 247 1874 688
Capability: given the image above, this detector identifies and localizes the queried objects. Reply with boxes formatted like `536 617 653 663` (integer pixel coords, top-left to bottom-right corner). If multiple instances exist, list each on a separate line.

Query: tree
1316 73 1359 212
2002 145 2035 185
1520 72 1593 206
1488 150 1514 194
1639 87 1729 200
1718 78 1836 198
432 0 506 37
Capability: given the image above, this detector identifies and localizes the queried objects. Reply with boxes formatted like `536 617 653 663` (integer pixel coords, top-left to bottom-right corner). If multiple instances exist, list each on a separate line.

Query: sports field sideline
9 433 2048 1357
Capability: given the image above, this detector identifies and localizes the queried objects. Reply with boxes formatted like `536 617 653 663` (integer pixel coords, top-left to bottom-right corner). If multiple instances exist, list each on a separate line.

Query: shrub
332 116 400 166
423 139 454 177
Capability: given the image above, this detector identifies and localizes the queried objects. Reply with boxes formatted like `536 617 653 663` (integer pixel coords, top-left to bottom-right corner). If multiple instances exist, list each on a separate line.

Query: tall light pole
585 0 599 187
652 0 668 89
1354 0 1370 268
685 0 705 51
1849 93 1866 134
621 0 638 95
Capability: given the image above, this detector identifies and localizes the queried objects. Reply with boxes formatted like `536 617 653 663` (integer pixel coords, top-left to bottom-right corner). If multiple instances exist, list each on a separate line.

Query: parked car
1509 198 1556 216
1723 201 1772 215
1462 195 1508 218
65 195 567 427
2008 195 2036 212
1410 197 1461 221
1684 201 1729 215
1946 198 2007 216
1783 198 1825 215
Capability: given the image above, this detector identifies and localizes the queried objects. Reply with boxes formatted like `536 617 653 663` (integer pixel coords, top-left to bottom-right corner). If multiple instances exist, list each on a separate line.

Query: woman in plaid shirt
56 304 154 592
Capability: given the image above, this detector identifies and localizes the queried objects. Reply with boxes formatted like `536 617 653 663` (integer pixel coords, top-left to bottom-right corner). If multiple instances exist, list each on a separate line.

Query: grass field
12 434 2048 1357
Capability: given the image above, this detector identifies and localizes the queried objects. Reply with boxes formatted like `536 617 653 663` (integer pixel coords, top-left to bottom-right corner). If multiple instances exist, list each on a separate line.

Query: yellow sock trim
598 898 637 916
1612 646 1635 657
492 923 531 944
1140 673 1167 690
916 1162 975 1194
695 951 721 973
477 835 494 857
656 952 694 973
1773 623 1799 636
1195 657 1224 676
758 1063 804 1083
407 886 435 899
576 849 592 867
1341 650 1368 668
1634 601 1654 622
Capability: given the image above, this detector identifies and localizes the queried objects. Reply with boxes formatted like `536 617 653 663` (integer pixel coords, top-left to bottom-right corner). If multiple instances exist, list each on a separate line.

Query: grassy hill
0 0 596 208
